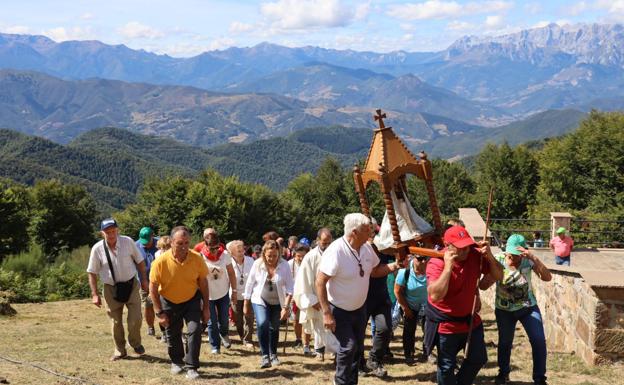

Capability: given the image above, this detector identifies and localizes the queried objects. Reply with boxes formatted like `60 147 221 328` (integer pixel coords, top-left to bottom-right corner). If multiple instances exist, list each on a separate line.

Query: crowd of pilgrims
87 214 551 385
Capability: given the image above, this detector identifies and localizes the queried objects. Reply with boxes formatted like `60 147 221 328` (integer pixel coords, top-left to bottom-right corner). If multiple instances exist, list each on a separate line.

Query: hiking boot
405 354 415 365
270 354 280 366
260 355 271 369
221 335 232 349
186 369 200 380
366 360 387 378
170 363 183 375
133 345 145 355
495 373 510 385
147 327 155 336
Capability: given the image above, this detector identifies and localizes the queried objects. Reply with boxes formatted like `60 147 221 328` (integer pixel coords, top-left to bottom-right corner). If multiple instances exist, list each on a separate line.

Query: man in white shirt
227 240 255 347
316 213 401 385
87 218 148 361
293 228 333 360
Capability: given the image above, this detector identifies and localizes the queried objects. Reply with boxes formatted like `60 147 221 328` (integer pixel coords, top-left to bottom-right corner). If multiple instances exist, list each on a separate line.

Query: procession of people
87 213 554 384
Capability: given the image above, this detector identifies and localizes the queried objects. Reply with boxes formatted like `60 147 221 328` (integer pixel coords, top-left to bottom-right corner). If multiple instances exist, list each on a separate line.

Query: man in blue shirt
394 254 428 364
136 226 159 337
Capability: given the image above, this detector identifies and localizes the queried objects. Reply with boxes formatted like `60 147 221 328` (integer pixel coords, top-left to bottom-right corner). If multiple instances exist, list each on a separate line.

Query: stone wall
480 266 624 365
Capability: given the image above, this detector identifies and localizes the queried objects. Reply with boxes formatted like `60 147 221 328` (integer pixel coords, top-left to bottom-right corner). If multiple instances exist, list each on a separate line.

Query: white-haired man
316 213 402 385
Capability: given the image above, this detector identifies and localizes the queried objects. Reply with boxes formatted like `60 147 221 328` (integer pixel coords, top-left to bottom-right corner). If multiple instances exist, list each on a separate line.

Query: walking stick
464 187 494 357
283 313 290 354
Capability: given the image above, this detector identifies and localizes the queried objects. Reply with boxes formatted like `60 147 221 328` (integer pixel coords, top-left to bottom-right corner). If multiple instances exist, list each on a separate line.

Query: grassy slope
0 300 619 385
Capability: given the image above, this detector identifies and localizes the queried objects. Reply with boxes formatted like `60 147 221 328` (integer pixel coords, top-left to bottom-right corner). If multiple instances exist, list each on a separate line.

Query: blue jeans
252 302 281 356
437 323 487 385
332 304 367 385
555 255 570 266
495 305 547 383
208 294 230 351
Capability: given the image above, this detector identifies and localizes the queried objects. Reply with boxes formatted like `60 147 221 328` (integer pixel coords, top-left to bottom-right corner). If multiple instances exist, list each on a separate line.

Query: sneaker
244 342 254 349
303 345 313 356
110 352 127 361
170 363 183 375
147 327 156 336
186 369 200 380
211 348 220 354
270 354 280 366
260 355 271 369
495 373 510 385
366 360 387 378
221 335 232 349
294 339 303 349
133 345 145 355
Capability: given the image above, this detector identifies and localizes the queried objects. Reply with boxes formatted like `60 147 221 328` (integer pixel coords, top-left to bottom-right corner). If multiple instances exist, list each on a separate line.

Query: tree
535 111 624 218
0 179 31 259
473 143 539 219
28 180 97 261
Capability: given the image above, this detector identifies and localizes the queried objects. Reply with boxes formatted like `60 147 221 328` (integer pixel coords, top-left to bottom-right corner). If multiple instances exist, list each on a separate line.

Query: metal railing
489 218 624 249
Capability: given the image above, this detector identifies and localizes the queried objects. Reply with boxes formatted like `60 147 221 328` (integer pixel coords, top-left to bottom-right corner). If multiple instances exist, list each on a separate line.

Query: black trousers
161 291 202 369
367 298 392 364
332 304 367 385
402 304 426 358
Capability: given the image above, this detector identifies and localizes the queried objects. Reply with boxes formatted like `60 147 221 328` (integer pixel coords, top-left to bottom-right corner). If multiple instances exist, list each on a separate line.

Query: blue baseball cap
299 237 311 246
100 218 118 231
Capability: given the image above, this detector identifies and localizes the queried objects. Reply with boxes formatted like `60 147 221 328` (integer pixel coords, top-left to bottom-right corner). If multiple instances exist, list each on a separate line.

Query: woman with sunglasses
243 240 294 368
394 254 429 364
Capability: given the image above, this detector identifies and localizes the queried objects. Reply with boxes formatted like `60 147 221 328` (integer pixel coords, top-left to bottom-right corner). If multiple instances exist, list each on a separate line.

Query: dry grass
0 300 622 385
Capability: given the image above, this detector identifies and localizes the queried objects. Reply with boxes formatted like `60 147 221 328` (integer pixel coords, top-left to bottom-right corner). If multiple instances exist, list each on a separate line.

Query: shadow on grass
302 362 335 371
233 368 311 380
126 354 170 364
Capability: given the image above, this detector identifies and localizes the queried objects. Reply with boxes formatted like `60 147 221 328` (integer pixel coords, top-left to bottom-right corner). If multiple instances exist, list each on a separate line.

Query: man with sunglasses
425 225 503 385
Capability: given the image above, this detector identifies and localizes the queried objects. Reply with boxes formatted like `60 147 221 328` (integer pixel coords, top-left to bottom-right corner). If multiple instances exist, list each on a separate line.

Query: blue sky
1 0 621 56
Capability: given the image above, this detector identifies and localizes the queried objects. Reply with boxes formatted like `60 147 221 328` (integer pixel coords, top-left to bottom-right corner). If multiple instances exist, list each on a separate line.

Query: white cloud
354 1 371 20
531 20 552 29
387 0 512 21
484 15 505 29
260 0 357 30
447 20 476 32
117 21 164 40
524 3 541 15
207 37 237 51
80 12 94 20
229 21 255 34
2 25 31 34
45 26 95 41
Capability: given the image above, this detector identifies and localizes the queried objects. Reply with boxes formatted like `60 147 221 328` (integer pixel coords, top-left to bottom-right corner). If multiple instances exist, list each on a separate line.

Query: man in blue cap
87 218 148 361
136 226 159 337
480 234 552 385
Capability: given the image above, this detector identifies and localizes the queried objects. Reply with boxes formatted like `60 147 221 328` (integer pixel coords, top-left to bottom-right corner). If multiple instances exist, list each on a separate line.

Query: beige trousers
103 281 143 355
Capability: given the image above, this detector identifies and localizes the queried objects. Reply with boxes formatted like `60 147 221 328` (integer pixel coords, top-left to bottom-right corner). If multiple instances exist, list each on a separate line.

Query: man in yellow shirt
150 226 210 380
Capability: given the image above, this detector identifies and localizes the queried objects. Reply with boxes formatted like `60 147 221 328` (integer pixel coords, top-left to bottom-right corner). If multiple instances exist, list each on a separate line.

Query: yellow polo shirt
150 249 208 304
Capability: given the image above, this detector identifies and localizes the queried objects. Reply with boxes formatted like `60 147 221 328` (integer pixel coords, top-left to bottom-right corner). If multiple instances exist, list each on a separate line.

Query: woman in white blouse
244 240 294 368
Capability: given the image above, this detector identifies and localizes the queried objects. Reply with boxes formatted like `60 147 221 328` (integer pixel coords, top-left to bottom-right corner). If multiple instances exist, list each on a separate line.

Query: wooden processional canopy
353 109 444 262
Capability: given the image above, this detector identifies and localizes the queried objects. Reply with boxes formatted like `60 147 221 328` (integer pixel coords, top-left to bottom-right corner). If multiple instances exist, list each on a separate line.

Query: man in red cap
425 225 503 385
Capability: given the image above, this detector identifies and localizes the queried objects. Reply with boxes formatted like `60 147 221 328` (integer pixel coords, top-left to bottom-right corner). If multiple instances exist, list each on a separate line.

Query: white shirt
231 255 254 301
87 236 144 286
319 236 380 311
204 251 232 300
244 258 294 308
288 259 302 281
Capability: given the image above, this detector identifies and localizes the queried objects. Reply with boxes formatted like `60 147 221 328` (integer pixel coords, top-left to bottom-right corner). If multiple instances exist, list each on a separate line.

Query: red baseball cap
444 226 476 248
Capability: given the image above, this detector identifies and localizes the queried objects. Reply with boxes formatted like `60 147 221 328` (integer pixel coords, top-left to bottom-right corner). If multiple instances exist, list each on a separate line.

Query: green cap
139 227 153 245
505 234 527 255
556 227 566 234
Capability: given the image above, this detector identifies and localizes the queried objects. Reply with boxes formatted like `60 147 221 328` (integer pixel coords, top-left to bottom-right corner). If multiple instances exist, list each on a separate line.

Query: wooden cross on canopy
374 109 387 129
353 109 443 263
